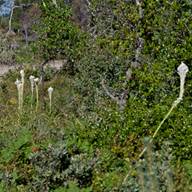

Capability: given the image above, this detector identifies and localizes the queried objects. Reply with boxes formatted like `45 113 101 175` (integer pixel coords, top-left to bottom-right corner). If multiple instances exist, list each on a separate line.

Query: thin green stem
31 89 34 109
49 95 52 113
138 100 179 159
123 98 181 185
35 84 39 112
18 88 21 112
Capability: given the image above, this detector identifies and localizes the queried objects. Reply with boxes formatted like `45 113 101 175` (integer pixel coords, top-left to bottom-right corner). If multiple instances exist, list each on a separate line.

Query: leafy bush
34 0 87 67
0 31 17 65
25 144 95 191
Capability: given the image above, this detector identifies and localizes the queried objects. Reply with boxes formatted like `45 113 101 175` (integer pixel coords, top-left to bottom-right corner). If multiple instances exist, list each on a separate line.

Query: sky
0 0 13 16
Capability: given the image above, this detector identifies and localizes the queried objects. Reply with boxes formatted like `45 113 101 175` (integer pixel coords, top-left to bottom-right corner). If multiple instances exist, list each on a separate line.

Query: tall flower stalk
20 70 25 109
123 62 189 184
139 62 188 158
48 87 53 113
34 78 39 112
29 75 35 109
15 79 22 112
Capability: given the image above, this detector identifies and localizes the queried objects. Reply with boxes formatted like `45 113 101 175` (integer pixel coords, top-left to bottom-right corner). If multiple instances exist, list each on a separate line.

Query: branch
131 0 144 68
101 79 128 110
136 0 143 18
8 0 15 33
101 79 119 103
8 1 33 33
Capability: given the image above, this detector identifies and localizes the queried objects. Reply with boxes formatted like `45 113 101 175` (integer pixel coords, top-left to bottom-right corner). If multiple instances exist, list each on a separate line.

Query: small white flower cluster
29 75 35 99
48 87 54 112
15 79 22 89
15 70 25 112
29 75 40 111
177 62 189 100
15 70 54 113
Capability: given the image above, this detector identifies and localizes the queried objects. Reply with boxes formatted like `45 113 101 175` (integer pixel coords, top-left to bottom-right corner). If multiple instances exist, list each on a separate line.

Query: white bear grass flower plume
15 79 22 112
29 75 35 109
138 62 189 158
177 62 189 100
20 70 25 108
48 87 54 113
14 70 25 113
34 77 39 112
123 62 189 184
20 70 25 87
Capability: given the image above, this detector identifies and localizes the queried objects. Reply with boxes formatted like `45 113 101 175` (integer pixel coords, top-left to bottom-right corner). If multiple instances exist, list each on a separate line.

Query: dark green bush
28 144 96 191
34 0 87 69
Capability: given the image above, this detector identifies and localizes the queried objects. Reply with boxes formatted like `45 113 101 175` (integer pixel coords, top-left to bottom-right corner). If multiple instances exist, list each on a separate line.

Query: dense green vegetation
0 0 192 191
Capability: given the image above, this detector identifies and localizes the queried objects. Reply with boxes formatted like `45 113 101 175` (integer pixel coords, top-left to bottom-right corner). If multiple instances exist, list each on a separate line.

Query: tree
34 0 86 71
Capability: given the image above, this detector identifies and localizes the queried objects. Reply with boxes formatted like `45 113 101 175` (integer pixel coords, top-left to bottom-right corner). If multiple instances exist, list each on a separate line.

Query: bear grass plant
128 62 189 162
14 69 54 114
0 69 75 187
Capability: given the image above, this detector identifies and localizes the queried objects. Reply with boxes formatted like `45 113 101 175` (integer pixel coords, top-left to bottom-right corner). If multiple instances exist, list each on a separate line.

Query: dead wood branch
101 79 128 110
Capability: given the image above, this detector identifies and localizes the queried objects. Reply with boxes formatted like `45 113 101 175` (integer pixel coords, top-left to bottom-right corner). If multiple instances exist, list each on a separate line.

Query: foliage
0 31 17 65
1 0 192 191
34 0 87 64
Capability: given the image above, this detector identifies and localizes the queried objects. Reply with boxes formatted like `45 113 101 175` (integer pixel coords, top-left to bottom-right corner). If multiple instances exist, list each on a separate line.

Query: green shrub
34 0 87 67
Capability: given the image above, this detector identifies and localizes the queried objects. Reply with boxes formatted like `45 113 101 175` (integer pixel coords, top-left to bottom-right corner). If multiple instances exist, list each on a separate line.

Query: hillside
0 0 192 191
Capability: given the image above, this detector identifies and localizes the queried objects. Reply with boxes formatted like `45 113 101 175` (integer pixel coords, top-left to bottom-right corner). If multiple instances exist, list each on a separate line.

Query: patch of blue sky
0 0 13 16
